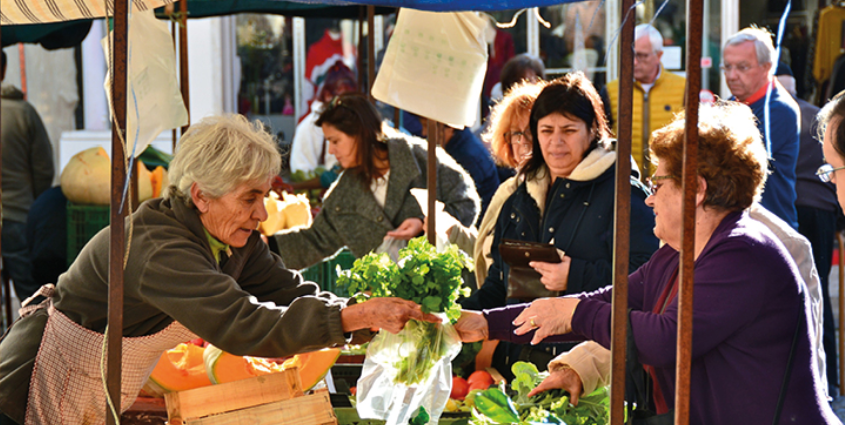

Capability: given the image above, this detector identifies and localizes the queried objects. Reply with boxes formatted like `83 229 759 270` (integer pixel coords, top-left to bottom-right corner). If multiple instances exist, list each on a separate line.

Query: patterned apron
22 285 197 425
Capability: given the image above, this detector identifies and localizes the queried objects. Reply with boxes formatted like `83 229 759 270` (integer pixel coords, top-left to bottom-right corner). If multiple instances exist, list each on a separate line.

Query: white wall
186 16 238 123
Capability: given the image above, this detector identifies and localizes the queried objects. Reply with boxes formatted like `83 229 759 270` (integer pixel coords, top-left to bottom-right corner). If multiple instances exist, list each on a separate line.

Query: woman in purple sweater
457 102 839 424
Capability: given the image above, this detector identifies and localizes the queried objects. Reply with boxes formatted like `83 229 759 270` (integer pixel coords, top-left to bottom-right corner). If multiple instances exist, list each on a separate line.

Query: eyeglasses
816 163 845 183
634 52 653 61
719 63 758 74
649 174 676 194
509 131 532 146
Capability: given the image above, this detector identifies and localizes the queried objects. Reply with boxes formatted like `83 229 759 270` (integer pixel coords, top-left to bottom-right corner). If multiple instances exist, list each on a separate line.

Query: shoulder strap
772 291 804 425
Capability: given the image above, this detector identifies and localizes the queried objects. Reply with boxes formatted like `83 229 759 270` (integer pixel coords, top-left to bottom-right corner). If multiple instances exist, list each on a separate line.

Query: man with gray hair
722 26 800 229
602 23 686 178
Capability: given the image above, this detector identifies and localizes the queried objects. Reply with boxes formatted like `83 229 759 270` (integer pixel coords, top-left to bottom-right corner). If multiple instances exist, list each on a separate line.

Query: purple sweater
486 211 838 424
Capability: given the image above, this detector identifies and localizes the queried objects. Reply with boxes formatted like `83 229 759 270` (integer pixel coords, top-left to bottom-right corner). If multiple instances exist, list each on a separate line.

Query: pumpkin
257 191 312 236
61 147 169 205
204 345 340 390
144 343 213 396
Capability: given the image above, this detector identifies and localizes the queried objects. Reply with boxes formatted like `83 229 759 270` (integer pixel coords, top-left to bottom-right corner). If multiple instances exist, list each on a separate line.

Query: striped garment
1 0 175 25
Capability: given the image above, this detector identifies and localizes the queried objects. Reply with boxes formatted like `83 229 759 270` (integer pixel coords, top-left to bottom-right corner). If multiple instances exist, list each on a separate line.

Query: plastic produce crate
300 249 357 295
66 202 110 266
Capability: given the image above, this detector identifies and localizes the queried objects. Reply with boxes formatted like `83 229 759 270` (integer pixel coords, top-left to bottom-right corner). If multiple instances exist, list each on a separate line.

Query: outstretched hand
342 297 441 334
454 310 489 342
527 367 584 405
513 297 580 345
386 218 424 240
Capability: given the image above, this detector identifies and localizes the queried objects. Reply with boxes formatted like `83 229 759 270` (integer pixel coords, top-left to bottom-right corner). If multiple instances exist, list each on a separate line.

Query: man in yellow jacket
601 24 686 179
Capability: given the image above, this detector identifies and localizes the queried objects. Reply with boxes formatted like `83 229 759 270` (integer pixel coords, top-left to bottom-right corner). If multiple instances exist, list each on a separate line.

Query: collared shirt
204 228 231 264
738 78 775 105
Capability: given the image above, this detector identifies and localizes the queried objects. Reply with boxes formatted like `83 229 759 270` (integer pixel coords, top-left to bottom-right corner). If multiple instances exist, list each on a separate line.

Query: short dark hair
819 90 845 161
520 72 611 179
317 61 358 102
315 93 387 184
500 54 546 96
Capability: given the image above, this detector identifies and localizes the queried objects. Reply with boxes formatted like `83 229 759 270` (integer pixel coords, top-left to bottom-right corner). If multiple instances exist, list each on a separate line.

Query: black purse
499 239 562 302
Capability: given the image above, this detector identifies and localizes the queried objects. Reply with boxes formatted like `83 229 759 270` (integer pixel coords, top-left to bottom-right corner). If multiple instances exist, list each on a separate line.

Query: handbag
500 239 562 301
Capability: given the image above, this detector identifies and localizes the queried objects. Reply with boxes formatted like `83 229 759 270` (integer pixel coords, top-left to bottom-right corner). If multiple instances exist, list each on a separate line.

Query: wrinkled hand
527 367 584 404
385 218 424 240
454 310 489 342
529 256 571 292
513 297 581 345
342 297 441 334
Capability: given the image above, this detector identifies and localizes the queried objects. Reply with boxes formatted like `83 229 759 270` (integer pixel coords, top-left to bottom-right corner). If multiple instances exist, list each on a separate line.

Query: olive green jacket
0 197 351 422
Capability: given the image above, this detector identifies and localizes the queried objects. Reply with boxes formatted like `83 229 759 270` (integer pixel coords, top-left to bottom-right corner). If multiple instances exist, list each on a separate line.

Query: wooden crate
164 368 337 425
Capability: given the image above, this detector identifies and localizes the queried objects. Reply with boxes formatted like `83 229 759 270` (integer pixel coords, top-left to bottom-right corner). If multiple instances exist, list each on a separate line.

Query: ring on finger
530 318 537 328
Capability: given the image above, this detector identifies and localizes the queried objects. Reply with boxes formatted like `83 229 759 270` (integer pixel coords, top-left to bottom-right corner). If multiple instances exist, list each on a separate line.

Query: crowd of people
1 21 845 425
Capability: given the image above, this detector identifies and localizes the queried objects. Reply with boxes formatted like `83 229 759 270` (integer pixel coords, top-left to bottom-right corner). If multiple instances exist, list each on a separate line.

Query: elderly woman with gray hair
0 114 436 425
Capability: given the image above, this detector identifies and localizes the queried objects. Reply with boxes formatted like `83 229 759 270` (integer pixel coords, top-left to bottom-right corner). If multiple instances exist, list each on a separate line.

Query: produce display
143 341 339 396
470 362 609 425
257 190 313 236
61 146 169 205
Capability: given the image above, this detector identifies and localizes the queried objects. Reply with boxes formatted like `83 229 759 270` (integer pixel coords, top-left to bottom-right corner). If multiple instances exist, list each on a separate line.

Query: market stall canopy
1 0 581 25
152 1 396 19
1 20 93 48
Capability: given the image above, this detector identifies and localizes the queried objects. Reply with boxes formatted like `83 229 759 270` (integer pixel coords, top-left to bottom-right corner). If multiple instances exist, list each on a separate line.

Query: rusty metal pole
609 0 635 422
17 44 27 98
107 0 129 423
179 0 190 135
426 120 438 245
367 5 376 102
358 7 365 92
674 0 703 423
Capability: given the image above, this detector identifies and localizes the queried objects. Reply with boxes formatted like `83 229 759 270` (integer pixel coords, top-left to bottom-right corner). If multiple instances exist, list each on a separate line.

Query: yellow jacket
605 66 686 177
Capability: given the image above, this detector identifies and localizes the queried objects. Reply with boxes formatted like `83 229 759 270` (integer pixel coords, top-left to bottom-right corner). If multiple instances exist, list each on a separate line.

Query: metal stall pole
426 121 439 245
609 0 635 422
172 19 178 153
179 0 190 135
367 5 376 102
106 0 130 423
674 0 704 422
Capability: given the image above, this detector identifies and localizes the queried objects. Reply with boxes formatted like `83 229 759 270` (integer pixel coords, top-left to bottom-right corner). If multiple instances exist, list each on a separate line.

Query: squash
258 191 287 236
204 345 340 390
280 192 312 229
144 343 213 395
61 147 169 205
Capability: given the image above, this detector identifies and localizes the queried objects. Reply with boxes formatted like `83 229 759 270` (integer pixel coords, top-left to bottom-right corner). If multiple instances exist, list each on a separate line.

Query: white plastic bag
376 237 407 263
356 318 462 425
102 10 189 157
372 9 489 128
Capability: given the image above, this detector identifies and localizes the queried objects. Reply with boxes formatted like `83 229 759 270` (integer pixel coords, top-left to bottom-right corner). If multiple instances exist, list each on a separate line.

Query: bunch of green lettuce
471 362 610 425
337 236 472 384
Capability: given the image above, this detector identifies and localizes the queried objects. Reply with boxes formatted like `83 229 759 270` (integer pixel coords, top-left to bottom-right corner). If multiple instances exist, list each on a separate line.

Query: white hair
166 114 281 206
635 24 663 53
724 27 776 67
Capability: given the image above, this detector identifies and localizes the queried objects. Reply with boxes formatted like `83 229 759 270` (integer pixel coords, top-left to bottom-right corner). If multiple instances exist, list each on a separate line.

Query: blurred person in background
271 93 479 270
776 61 840 397
601 23 686 179
0 50 55 302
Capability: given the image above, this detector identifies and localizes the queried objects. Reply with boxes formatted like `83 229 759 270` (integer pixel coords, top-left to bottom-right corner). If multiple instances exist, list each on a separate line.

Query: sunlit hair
650 101 768 211
315 93 387 185
166 114 281 206
521 72 611 180
484 80 546 168
818 90 845 159
635 24 663 53
724 26 776 68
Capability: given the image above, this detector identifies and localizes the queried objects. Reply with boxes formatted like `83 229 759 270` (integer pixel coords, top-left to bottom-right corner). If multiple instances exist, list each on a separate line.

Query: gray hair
724 27 776 67
635 24 663 53
166 114 281 206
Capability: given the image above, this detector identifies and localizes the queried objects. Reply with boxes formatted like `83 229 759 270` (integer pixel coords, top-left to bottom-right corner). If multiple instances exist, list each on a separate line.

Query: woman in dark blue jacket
461 73 658 378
